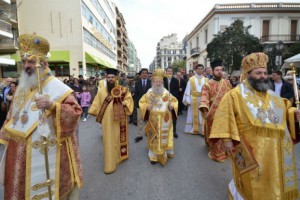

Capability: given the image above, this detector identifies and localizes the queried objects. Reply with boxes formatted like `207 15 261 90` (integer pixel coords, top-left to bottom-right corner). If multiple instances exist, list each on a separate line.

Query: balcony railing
0 9 17 22
0 37 18 50
261 35 300 42
0 19 12 34
190 47 200 57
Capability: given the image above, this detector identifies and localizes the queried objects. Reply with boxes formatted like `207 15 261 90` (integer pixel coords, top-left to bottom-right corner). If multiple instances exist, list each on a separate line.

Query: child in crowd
76 85 92 121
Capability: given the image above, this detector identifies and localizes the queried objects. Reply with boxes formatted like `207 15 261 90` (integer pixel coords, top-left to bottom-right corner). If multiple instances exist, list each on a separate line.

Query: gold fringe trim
284 188 298 200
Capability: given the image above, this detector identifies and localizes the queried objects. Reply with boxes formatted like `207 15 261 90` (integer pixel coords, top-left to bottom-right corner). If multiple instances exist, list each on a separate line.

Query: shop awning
49 51 70 62
0 57 15 65
85 52 115 69
85 52 106 66
10 50 70 63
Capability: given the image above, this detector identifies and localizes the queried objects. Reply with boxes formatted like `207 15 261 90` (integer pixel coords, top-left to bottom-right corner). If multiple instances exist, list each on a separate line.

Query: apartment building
128 39 142 73
116 6 128 73
156 33 185 70
186 2 300 72
1 0 118 79
0 0 18 79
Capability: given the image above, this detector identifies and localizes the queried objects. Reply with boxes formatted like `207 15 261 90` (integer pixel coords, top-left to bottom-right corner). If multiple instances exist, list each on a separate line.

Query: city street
79 112 232 200
1 111 300 199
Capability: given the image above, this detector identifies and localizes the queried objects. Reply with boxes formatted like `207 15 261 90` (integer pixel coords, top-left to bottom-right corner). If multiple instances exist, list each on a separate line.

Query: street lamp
275 41 284 70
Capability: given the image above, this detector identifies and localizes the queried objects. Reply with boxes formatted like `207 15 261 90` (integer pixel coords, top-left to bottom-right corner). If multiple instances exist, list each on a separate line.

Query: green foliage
171 60 186 73
286 41 300 58
207 19 262 74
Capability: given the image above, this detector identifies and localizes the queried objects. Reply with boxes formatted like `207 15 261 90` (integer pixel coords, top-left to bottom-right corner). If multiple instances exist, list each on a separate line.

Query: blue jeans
82 107 89 118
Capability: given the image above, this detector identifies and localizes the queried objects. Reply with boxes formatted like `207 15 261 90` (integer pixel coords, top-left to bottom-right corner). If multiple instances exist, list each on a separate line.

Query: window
1 66 18 78
291 20 298 41
262 20 270 42
196 36 199 47
89 15 93 24
205 29 208 44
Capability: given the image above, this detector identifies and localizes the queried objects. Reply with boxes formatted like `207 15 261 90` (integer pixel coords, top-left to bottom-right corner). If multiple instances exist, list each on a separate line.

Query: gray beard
247 76 272 92
152 86 164 95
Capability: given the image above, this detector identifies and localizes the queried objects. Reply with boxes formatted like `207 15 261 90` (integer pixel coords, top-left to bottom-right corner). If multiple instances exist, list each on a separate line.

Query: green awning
49 51 69 62
10 53 20 62
85 52 106 66
11 50 70 63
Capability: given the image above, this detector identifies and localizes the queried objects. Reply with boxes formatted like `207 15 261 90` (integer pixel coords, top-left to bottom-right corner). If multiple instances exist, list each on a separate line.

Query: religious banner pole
35 58 53 200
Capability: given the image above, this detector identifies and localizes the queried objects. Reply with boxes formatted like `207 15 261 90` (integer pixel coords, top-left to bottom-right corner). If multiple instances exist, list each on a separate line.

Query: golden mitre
18 33 50 62
241 52 269 73
152 68 166 80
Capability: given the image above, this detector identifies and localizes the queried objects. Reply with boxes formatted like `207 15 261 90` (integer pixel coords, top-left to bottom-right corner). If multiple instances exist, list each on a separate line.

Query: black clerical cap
105 68 119 75
210 60 223 69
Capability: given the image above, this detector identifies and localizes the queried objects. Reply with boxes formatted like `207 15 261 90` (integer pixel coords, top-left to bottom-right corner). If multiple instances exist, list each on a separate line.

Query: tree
206 19 262 74
171 60 186 73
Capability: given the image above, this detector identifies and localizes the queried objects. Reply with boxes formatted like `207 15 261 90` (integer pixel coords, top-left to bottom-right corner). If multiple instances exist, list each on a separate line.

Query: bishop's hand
295 110 300 122
147 104 153 111
223 140 233 156
35 95 53 110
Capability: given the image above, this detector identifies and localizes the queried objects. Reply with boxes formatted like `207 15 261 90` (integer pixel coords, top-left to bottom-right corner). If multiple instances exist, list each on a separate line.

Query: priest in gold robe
199 60 232 162
139 68 178 165
0 34 83 200
210 52 300 200
183 64 207 135
89 68 133 174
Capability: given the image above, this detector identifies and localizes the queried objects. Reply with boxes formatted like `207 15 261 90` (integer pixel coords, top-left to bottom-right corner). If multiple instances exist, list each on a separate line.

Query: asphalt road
79 112 231 200
1 111 300 200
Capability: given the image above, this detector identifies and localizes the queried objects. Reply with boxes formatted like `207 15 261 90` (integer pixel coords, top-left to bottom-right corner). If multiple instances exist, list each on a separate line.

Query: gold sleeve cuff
49 101 56 111
223 138 232 142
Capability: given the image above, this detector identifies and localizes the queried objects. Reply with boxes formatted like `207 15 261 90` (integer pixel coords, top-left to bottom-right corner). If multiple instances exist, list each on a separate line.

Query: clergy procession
1 33 300 200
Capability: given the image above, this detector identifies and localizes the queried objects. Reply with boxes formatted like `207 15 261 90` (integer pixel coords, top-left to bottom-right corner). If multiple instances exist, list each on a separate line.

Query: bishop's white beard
18 68 44 92
152 85 164 95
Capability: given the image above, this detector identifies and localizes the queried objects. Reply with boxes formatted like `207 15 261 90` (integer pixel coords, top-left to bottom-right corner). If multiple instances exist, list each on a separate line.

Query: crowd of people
0 33 300 200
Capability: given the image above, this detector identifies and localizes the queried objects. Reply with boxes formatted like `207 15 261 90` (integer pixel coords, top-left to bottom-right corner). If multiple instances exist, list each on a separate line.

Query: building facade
155 33 185 70
1 0 118 80
0 0 18 78
186 2 300 72
127 40 142 73
116 6 128 73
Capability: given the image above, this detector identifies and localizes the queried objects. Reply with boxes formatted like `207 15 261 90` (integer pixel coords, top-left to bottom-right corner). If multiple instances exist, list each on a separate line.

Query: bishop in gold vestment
89 68 133 174
210 52 300 200
0 34 83 200
139 69 178 165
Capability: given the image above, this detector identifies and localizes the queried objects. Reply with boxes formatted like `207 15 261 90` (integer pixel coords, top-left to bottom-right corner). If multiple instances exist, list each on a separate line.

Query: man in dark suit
176 72 186 115
164 67 179 138
271 70 294 101
135 68 152 143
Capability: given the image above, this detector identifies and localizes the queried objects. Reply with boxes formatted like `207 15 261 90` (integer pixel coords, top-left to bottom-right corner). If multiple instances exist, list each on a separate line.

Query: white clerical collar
194 74 202 79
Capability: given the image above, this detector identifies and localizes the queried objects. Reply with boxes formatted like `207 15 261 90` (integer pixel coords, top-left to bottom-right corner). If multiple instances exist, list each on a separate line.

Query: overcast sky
114 0 299 69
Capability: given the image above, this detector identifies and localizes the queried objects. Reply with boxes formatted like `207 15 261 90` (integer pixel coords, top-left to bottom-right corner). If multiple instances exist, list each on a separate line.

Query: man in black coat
164 67 179 138
271 70 294 101
175 72 186 115
134 68 152 143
